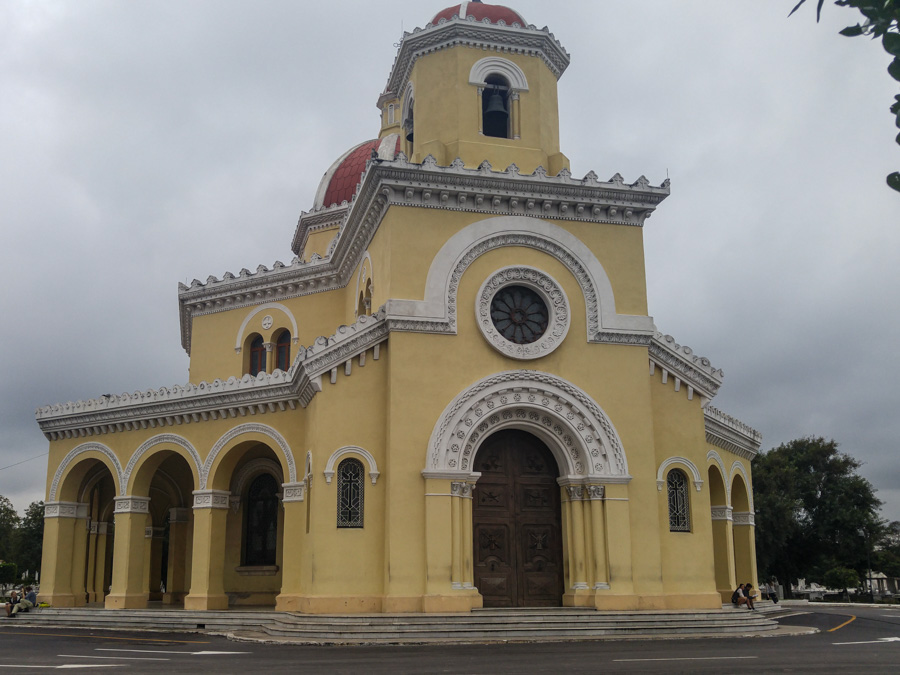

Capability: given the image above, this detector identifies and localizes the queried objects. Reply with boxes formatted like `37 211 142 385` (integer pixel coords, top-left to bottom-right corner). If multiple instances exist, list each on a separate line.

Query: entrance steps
10 605 782 644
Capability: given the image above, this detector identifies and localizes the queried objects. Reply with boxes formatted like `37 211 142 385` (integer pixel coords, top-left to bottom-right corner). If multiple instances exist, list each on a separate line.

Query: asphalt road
0 605 897 674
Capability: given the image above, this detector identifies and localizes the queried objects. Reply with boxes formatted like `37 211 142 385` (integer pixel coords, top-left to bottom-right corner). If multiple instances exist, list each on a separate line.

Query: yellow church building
36 1 761 613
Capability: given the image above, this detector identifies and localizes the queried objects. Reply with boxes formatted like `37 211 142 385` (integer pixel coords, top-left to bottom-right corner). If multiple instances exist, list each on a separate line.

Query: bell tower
378 1 571 175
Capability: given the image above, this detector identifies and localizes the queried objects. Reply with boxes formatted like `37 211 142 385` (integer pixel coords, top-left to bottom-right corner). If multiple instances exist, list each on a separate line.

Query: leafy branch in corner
790 0 900 192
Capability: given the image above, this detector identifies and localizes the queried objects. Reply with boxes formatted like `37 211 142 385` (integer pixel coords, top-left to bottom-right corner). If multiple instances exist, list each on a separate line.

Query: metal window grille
337 458 364 528
667 469 691 532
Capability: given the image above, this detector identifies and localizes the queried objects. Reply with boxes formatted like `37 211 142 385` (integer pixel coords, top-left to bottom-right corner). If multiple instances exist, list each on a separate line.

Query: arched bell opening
482 74 511 139
471 429 564 607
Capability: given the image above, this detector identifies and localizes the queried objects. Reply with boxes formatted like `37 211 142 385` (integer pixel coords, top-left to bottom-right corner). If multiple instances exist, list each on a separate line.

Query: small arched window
482 74 511 139
243 473 279 565
275 331 291 372
249 335 267 376
667 469 691 532
337 458 364 528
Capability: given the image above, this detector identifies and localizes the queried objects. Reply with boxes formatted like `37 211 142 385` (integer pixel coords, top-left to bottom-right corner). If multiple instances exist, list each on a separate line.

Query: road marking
0 631 208 643
828 615 856 632
58 655 169 661
613 656 758 663
96 649 251 656
833 637 900 645
0 667 121 670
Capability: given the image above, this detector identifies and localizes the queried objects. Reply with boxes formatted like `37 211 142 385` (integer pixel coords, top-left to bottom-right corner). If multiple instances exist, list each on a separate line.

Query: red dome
314 135 402 210
432 1 525 26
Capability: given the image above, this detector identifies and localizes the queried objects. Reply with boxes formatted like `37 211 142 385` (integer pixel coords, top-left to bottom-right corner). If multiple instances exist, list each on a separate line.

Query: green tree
753 437 883 594
0 496 20 563
823 565 860 594
790 0 900 192
14 501 44 580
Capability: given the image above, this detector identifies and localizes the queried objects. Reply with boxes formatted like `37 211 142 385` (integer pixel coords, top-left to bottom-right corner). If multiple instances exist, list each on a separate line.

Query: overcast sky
2 1 898 523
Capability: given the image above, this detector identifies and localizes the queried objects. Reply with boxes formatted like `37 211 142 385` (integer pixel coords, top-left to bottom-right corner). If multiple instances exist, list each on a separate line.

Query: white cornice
177 155 670 354
379 17 570 108
649 332 724 401
704 406 762 460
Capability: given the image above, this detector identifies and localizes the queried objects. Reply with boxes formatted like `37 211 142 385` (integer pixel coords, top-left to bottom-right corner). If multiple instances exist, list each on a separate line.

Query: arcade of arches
36 1 762 613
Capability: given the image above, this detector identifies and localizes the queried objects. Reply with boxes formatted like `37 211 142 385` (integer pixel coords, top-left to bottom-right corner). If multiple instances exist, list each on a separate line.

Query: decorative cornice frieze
733 511 755 526
382 17 571 104
710 506 733 521
113 496 150 514
192 489 230 510
292 205 346 256
649 333 724 401
704 406 762 460
44 501 89 519
176 156 669 354
282 482 307 503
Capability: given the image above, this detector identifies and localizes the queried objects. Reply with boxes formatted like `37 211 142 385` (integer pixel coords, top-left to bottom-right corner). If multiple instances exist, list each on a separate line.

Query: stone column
147 527 166 600
275 482 307 612
587 485 609 590
39 502 89 607
462 481 476 590
106 497 150 609
563 485 590 606
85 521 99 602
711 506 736 600
450 483 463 588
163 508 190 605
603 483 634 600
184 489 230 611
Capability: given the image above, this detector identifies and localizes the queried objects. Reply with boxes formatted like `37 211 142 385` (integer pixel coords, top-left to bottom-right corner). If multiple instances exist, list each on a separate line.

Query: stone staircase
10 604 783 645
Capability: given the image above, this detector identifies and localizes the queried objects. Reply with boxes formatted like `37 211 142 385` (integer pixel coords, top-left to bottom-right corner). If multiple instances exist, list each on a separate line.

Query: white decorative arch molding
425 370 630 482
656 456 704 492
324 446 380 485
234 303 299 353
730 461 754 511
123 433 201 494
78 465 111 503
387 217 654 343
402 82 415 132
202 423 297 489
355 251 374 316
231 457 284 496
706 449 731 505
469 57 530 91
49 442 125 502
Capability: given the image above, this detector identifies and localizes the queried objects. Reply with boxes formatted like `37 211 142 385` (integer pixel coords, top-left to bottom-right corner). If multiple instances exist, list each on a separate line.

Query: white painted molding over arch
202 423 297 489
49 442 125 501
234 303 299 353
656 456 703 492
469 57 529 91
123 433 201 494
385 216 655 344
706 449 731 505
324 446 380 485
425 370 630 482
730 460 754 511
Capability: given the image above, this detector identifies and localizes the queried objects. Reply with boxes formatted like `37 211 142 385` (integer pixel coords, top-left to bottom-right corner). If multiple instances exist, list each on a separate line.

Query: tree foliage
790 1 900 192
14 501 44 580
0 496 20 563
754 437 883 592
823 565 860 592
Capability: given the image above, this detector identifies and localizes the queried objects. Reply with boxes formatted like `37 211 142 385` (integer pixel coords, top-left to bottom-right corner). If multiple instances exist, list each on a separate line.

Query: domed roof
432 1 525 26
313 135 401 210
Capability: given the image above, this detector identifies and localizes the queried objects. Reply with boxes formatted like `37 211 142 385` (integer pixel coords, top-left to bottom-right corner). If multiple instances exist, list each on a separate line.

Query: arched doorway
473 430 564 607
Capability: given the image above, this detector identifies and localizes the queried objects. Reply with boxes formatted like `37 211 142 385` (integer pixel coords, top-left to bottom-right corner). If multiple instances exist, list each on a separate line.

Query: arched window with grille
337 458 364 528
243 473 279 565
275 331 291 372
667 469 691 532
249 335 267 376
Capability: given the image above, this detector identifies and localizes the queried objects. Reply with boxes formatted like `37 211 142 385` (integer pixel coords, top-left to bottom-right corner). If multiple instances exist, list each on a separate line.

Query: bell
405 130 414 143
484 91 508 121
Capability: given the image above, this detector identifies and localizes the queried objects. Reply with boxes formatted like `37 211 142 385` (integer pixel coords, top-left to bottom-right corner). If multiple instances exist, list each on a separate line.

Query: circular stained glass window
489 285 549 345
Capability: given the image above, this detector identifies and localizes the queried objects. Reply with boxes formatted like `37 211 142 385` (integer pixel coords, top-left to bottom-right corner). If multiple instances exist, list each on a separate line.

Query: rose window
489 286 549 345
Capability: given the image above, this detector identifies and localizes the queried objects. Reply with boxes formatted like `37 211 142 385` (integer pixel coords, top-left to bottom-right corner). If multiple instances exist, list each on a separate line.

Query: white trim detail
234 303 299 353
49 442 125 501
231 457 284 497
113 496 150 514
469 57 529 91
733 511 755 526
203 423 296 489
386 216 654 344
476 266 570 360
192 489 230 510
706 449 731 506
710 505 733 521
324 446 380 485
730 461 754 511
282 481 306 503
124 433 201 494
656 457 704 492
425 370 629 481
43 502 89 519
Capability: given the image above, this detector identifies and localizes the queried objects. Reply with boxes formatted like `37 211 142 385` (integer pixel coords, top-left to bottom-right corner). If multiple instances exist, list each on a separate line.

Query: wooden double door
473 430 564 607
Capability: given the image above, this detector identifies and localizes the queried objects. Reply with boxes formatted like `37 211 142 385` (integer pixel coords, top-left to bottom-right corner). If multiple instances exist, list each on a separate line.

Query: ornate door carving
473 430 563 607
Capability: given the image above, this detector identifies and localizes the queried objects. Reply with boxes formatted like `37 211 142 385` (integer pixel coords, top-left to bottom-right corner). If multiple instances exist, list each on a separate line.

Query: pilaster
106 496 150 609
184 490 230 611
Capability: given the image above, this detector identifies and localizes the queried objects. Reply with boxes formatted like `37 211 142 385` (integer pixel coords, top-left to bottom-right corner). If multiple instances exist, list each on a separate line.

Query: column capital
710 505 733 521
733 511 755 526
114 496 150 514
44 501 89 519
451 482 473 499
97 522 110 535
282 482 306 503
192 489 230 510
